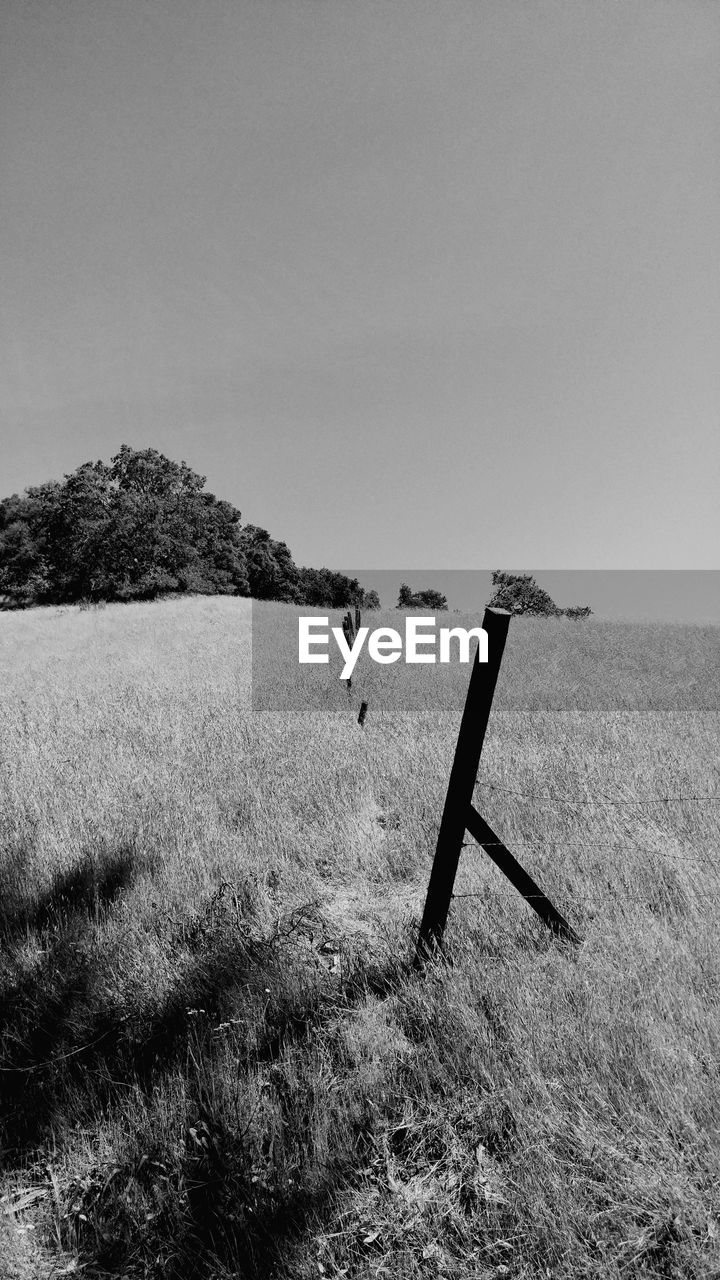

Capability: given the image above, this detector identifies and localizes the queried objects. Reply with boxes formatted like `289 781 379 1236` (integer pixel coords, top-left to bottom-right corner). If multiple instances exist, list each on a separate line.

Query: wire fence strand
475 780 720 806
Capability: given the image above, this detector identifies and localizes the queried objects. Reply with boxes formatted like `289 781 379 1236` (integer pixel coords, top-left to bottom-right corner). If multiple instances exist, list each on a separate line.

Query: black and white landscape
1 3 719 1278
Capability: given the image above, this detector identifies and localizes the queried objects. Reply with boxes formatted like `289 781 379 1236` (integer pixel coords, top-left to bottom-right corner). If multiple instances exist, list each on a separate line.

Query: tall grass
1 597 719 1278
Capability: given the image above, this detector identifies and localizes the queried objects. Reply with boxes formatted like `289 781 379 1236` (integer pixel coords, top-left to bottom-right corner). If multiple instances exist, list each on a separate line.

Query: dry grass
0 596 719 1278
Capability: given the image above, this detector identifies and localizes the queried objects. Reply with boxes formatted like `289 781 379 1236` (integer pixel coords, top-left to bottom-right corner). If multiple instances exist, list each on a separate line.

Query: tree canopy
488 571 591 618
396 582 449 610
0 447 249 606
0 447 368 610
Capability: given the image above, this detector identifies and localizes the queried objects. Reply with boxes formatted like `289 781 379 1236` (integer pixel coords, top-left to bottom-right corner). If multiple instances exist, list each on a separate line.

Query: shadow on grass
0 876 417 1278
0 843 139 941
0 843 150 1157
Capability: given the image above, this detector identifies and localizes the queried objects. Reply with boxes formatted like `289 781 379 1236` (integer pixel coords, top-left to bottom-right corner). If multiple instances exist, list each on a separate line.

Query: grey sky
2 0 719 574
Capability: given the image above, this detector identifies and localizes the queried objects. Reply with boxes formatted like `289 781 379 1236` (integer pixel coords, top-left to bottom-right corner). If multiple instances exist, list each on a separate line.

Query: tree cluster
240 527 377 609
0 447 373 610
0 454 593 618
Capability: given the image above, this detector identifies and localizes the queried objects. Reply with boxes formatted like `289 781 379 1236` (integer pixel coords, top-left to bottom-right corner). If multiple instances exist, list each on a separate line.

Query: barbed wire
457 838 720 868
475 780 720 806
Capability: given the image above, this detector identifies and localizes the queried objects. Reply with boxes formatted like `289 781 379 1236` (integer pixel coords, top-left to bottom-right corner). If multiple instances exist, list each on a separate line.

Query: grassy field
1 596 719 1279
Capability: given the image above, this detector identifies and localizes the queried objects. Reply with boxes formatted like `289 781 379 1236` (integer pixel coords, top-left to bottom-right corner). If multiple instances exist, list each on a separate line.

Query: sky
1 0 719 582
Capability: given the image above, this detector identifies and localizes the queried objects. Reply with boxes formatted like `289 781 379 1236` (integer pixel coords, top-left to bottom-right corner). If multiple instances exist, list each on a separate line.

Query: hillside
1 597 719 1278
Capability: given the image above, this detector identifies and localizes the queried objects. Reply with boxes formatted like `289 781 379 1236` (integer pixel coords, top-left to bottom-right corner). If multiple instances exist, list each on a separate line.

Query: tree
488 571 591 618
396 583 448 610
239 526 300 602
0 503 49 607
0 445 388 610
295 566 364 608
105 447 248 599
0 447 249 606
415 589 448 610
488 572 560 616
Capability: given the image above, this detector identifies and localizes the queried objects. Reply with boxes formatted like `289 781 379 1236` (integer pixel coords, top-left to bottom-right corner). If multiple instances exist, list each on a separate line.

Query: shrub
396 583 448 610
488 572 591 618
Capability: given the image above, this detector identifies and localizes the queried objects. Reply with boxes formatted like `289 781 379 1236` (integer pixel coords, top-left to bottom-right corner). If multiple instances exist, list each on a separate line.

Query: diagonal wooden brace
465 805 580 944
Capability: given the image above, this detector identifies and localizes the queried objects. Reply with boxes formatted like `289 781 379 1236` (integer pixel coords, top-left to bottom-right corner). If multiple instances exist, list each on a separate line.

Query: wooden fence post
415 606 578 964
416 608 510 959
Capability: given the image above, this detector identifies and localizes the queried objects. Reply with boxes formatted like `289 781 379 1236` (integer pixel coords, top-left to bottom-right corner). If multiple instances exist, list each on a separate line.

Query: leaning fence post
415 605 580 964
416 608 511 960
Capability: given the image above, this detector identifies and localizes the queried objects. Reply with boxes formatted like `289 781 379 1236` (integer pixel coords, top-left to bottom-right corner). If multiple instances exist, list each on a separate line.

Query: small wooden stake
342 610 356 692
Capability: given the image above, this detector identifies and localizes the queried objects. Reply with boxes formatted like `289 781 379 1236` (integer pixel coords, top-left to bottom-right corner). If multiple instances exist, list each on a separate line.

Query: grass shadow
0 881 427 1277
0 843 140 942
0 842 147 1157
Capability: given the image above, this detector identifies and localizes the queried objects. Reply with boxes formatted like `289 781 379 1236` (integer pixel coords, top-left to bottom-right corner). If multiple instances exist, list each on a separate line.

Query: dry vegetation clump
1 597 719 1278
